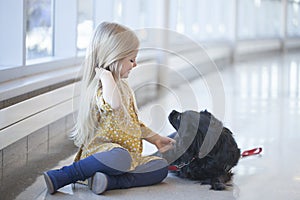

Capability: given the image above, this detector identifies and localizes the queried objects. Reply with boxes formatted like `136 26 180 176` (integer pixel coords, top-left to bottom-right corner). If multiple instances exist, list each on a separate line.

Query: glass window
77 0 93 52
113 0 123 22
26 0 53 60
169 0 234 42
287 0 300 37
238 0 281 39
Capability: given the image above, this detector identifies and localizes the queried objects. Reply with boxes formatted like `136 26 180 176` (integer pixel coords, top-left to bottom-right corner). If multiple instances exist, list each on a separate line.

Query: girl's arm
95 68 121 109
145 132 176 153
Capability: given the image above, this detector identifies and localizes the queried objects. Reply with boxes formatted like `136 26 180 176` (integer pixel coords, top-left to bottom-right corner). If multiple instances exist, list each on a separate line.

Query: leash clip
241 147 262 158
168 157 196 171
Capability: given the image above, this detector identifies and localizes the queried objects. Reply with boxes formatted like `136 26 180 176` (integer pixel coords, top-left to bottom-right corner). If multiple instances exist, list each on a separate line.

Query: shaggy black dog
160 110 240 190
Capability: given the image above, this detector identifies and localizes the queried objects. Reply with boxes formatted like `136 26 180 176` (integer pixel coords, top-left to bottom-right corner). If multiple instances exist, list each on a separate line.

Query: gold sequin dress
74 80 160 171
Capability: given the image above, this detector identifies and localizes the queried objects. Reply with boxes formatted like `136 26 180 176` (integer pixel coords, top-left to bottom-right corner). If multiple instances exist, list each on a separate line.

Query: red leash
168 147 263 171
241 147 262 158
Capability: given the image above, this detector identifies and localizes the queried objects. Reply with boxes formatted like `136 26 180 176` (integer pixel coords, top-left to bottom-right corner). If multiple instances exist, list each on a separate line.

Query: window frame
0 0 80 84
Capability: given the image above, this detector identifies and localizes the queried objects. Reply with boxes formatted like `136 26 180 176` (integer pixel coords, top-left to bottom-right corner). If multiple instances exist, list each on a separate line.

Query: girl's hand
95 67 121 109
95 67 112 80
155 136 176 153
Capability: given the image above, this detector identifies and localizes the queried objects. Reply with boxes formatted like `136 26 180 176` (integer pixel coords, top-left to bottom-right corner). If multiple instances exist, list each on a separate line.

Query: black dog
160 110 240 190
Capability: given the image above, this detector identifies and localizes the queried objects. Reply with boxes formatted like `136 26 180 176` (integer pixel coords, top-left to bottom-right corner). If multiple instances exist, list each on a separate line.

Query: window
0 0 300 74
169 0 234 42
238 0 281 39
287 0 300 37
26 0 53 60
77 0 93 52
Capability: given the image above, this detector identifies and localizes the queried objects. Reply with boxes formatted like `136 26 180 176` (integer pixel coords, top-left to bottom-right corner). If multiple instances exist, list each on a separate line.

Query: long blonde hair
71 22 140 147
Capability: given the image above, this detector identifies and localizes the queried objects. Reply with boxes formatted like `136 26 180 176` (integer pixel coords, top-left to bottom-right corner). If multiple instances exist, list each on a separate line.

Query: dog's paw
210 182 226 190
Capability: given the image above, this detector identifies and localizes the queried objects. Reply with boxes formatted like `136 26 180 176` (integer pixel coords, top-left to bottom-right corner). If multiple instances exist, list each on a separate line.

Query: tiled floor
15 51 300 200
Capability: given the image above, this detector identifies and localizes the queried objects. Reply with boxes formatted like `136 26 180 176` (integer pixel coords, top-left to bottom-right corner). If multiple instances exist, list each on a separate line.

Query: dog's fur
160 110 240 190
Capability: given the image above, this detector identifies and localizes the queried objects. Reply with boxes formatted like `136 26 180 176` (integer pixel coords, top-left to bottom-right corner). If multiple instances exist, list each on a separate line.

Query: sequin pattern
75 80 159 170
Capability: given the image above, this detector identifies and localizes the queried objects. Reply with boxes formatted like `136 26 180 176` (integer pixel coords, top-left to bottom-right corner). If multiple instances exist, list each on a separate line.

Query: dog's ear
177 111 200 138
168 110 181 131
200 109 211 115
198 113 223 158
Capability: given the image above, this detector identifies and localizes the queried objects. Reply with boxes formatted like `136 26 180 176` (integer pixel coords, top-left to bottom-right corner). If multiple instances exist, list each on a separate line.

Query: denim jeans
79 147 168 190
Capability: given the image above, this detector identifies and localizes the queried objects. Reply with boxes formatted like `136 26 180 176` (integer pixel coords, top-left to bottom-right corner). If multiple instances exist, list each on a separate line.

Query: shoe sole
88 172 108 194
43 172 55 194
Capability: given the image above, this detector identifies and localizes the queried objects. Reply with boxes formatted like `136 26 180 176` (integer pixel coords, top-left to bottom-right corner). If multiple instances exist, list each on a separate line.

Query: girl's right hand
95 67 112 80
95 67 121 109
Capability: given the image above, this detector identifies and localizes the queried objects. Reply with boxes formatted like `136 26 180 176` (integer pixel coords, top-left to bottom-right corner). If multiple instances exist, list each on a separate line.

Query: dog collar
168 157 196 171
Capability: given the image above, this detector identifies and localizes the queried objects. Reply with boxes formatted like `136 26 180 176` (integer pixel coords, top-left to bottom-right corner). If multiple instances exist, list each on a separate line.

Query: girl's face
120 51 138 78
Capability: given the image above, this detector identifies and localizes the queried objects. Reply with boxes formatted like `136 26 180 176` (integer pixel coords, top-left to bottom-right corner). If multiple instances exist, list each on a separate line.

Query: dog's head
168 110 214 136
165 109 224 162
168 110 201 147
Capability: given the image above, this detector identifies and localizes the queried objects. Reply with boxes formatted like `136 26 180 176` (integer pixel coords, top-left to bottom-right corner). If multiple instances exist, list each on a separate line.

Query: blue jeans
80 148 168 190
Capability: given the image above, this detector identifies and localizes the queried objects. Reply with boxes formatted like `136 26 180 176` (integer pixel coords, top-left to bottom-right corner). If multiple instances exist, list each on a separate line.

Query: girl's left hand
155 136 176 153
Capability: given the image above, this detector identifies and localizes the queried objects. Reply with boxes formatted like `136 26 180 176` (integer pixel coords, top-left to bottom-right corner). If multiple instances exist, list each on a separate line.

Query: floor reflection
221 52 300 200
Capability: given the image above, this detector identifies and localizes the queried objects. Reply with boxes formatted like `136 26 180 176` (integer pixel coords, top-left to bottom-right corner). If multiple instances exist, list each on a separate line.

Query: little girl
43 22 175 195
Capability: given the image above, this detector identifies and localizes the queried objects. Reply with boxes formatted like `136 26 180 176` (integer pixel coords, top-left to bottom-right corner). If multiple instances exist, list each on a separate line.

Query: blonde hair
70 22 140 147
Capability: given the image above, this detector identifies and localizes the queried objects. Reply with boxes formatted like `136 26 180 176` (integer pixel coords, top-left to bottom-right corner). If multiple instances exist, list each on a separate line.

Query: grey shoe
88 172 108 195
43 172 55 194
